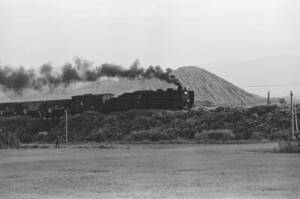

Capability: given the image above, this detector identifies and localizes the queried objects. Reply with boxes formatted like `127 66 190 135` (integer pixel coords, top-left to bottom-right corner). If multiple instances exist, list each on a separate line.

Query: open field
0 143 299 199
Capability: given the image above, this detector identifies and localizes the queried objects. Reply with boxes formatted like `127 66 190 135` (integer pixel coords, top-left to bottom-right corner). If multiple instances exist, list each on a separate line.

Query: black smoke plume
0 58 181 95
0 66 35 95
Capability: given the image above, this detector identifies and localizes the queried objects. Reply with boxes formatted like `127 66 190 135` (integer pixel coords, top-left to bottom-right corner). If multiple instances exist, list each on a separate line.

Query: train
0 87 194 118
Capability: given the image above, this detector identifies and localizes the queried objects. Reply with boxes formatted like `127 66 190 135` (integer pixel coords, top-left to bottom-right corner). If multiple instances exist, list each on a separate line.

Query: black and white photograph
0 0 299 198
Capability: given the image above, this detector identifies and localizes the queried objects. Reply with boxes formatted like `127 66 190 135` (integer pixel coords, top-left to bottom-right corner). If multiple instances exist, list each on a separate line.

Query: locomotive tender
0 87 194 118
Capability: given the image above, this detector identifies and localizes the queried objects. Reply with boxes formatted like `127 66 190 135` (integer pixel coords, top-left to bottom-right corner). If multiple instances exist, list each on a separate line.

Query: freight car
70 94 113 114
0 87 194 118
0 102 18 116
22 101 43 118
40 99 71 119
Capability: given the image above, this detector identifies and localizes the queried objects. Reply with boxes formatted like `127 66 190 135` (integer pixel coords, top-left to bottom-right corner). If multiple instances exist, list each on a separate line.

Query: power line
239 83 300 88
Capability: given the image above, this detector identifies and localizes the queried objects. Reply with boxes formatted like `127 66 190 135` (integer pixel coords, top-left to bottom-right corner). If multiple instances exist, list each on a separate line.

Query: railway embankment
0 104 297 148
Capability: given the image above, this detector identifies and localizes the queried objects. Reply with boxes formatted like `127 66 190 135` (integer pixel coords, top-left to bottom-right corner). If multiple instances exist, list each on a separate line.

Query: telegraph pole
65 110 68 144
295 104 299 134
290 91 295 140
267 91 270 105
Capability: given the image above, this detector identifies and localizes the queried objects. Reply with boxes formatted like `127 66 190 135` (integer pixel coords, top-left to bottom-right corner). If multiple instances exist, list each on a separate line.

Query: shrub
0 131 20 149
250 132 266 140
195 129 235 142
49 111 105 142
269 130 290 140
247 105 278 116
125 128 176 142
0 104 293 144
86 129 107 142
275 141 300 153
0 116 55 144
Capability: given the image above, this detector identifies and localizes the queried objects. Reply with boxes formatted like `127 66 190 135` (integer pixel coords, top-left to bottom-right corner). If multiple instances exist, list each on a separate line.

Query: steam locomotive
0 87 194 118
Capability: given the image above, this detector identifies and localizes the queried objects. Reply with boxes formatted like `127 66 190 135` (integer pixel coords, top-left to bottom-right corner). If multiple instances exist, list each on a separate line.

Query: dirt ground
0 143 299 199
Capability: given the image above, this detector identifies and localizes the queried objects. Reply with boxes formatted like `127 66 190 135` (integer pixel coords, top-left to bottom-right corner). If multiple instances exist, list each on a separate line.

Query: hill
172 66 261 105
0 66 261 105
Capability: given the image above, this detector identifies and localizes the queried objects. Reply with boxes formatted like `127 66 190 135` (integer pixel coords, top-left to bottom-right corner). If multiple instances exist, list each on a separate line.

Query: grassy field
0 143 299 199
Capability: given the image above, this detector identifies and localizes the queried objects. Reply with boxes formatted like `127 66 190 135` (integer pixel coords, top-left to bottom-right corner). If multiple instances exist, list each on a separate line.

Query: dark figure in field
55 136 60 148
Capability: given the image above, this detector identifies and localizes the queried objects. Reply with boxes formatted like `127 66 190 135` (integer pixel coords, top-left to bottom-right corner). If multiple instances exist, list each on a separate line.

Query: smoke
0 66 36 95
0 58 181 95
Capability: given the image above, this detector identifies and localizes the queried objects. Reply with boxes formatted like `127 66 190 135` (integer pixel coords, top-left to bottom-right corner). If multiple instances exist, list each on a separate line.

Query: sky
0 0 300 97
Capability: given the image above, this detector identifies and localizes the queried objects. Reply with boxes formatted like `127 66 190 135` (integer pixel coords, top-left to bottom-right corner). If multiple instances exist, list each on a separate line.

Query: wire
239 83 300 88
195 100 289 107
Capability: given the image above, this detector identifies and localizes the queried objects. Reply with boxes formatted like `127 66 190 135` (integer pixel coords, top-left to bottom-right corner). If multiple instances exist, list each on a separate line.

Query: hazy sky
1 0 300 96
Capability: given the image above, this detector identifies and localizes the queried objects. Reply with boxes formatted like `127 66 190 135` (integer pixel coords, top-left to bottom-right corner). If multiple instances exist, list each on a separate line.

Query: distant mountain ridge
0 66 261 105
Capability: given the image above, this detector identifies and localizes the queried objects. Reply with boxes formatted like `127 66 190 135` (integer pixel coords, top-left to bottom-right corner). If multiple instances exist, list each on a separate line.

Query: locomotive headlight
184 91 188 95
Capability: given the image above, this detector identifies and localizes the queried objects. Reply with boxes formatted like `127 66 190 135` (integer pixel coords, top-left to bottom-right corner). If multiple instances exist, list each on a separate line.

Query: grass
0 143 299 199
194 129 235 142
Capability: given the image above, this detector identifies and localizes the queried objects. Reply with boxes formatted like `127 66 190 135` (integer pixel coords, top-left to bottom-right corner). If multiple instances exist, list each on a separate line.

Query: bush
49 111 105 142
86 129 107 142
124 128 176 142
250 132 266 140
0 131 20 149
248 105 278 116
0 104 292 144
0 116 56 144
269 130 290 140
195 129 235 142
276 141 300 153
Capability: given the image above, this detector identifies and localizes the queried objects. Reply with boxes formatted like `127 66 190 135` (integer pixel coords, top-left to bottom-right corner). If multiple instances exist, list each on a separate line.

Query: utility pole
267 91 270 105
40 94 45 119
290 91 295 140
65 110 68 144
295 104 299 134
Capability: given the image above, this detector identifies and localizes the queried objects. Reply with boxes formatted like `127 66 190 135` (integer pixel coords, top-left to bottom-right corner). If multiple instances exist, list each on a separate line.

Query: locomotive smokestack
177 84 183 90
